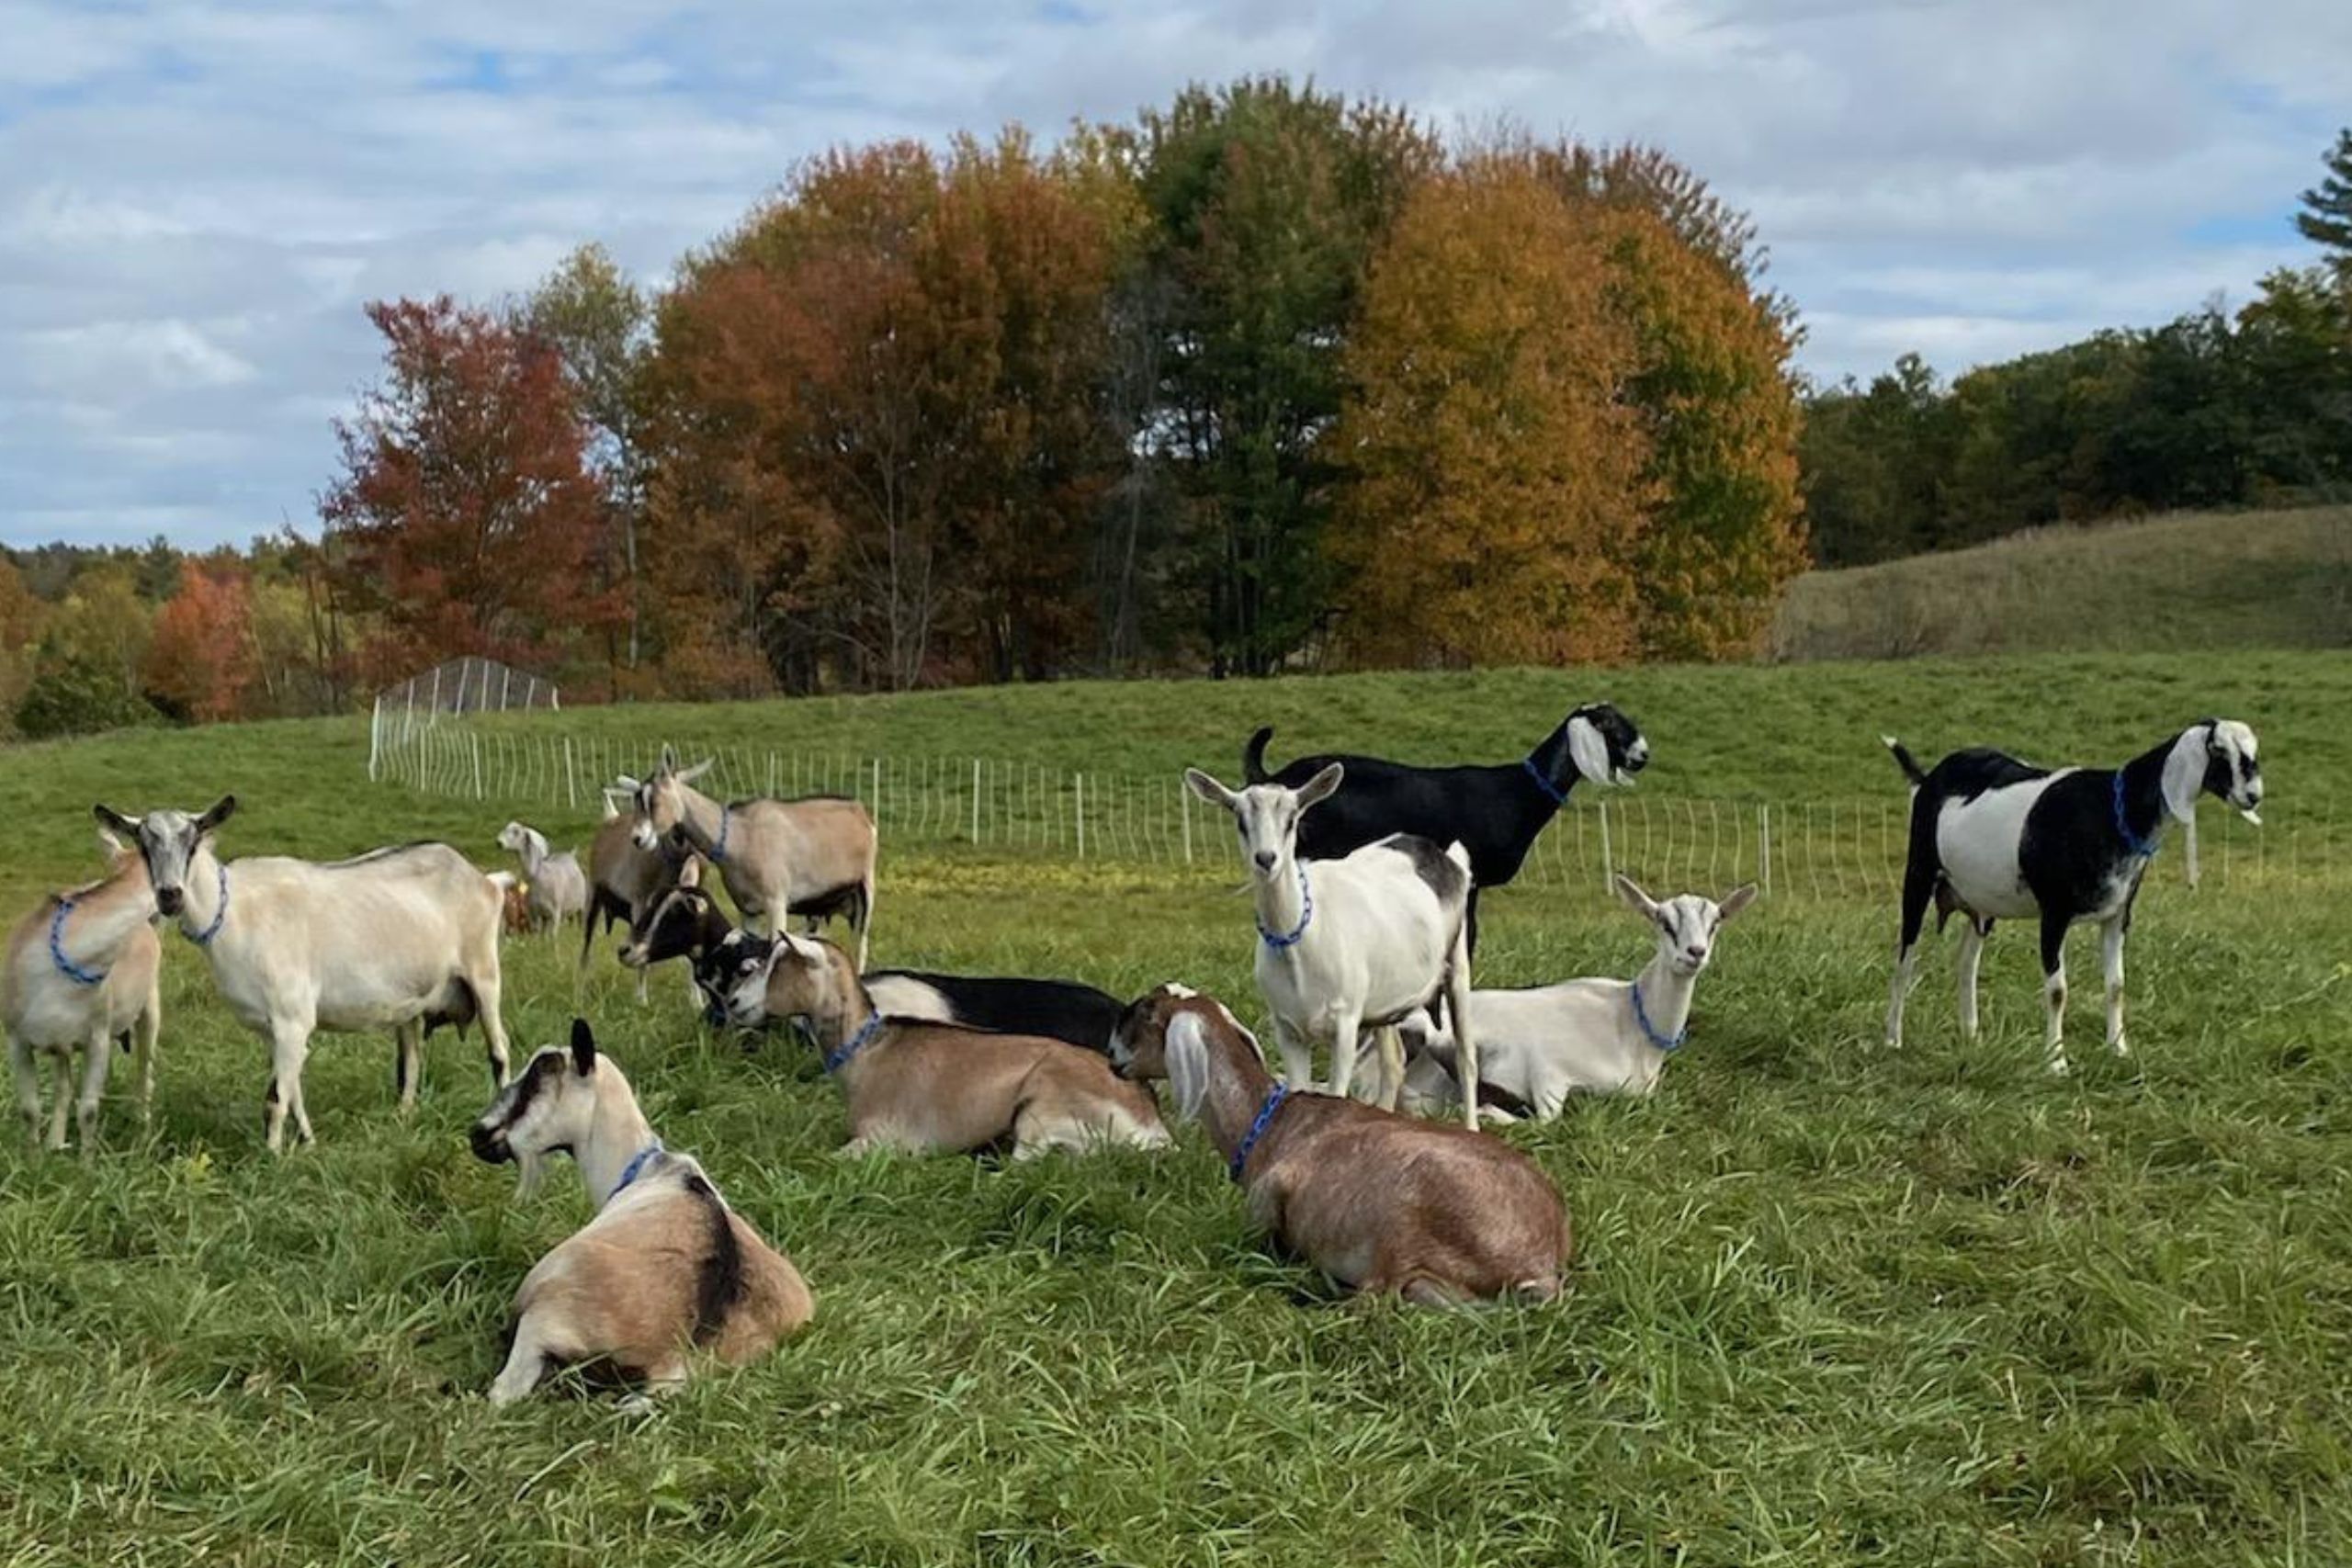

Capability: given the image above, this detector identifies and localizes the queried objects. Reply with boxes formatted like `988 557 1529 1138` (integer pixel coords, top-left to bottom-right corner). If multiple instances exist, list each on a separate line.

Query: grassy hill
4 655 2350 1565
1771 505 2352 661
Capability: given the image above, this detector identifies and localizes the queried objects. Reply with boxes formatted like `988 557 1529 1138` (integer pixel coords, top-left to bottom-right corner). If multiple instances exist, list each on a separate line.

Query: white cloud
0 0 2342 547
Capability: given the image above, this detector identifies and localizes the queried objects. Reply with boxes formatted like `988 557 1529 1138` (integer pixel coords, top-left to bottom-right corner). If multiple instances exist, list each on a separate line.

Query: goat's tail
1881 735 1928 788
1242 726 1276 784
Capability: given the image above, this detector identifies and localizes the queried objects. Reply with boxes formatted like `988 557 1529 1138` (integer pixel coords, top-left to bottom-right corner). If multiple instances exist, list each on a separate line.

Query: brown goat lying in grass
1112 983 1571 1305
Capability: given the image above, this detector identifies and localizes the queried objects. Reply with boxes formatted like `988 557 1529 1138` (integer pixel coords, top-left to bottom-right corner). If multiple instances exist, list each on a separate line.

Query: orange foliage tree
144 558 257 722
1328 165 1652 666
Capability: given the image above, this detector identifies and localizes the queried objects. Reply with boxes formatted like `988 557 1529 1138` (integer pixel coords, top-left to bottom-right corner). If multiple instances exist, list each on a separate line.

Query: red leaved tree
144 558 258 722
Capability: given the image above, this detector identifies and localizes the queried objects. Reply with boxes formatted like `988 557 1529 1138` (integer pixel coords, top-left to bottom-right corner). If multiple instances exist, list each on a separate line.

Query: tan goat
5 831 163 1151
1112 984 1571 1305
469 1019 814 1406
625 747 877 969
716 931 1168 1158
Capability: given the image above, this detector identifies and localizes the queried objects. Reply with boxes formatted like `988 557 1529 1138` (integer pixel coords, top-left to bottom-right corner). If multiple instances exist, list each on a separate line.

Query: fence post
971 759 982 844
470 733 485 800
1597 799 1614 891
1759 805 1772 897
563 738 578 810
1181 779 1193 864
2184 812 2201 890
368 696 382 781
1075 773 1086 860
870 759 882 827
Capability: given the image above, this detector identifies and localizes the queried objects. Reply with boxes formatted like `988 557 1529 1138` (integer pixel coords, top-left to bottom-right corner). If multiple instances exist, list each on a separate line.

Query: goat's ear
677 857 703 888
93 804 141 836
659 744 680 774
614 773 640 793
570 1018 597 1075
196 795 237 834
2159 728 2206 824
1718 883 1758 921
1612 873 1659 919
679 756 714 784
1566 714 1613 786
1184 768 1238 811
1166 1010 1212 1122
1296 762 1345 811
96 826 127 857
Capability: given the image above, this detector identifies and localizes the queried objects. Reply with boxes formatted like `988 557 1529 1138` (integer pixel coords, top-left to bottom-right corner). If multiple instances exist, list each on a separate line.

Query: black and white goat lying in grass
1392 875 1757 1118
1241 702 1647 951
1882 719 2265 1073
469 1019 813 1406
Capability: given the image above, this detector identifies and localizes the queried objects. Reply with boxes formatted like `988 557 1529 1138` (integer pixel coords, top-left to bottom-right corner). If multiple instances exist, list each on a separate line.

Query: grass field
1771 506 2352 661
5 654 2351 1566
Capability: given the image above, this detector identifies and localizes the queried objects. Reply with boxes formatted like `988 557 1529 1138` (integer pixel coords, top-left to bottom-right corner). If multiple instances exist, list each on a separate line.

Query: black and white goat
100 797 513 1150
1241 702 1647 948
1185 764 1479 1126
1882 719 2265 1073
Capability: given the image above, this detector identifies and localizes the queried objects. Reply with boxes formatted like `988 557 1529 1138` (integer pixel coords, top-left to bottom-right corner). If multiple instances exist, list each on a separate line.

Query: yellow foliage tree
1329 168 1652 666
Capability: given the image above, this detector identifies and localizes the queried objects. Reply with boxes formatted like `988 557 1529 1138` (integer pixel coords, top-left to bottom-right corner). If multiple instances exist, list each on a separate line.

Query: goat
628 886 1125 1052
469 1019 813 1406
579 800 701 1004
1111 985 1570 1305
492 872 533 937
713 931 1168 1158
99 796 512 1151
5 830 163 1151
624 746 877 969
1882 719 2265 1073
496 821 589 932
1396 876 1757 1118
1184 764 1479 1127
1242 702 1647 950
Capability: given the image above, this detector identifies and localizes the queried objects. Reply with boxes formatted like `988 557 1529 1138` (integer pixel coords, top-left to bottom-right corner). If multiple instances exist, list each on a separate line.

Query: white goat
495 821 589 933
5 829 164 1151
1183 764 1479 1128
623 747 877 969
1395 876 1757 1119
101 796 513 1152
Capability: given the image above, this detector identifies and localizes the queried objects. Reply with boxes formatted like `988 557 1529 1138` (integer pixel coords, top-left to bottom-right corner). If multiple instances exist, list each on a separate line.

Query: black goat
1882 718 2265 1073
1240 702 1648 947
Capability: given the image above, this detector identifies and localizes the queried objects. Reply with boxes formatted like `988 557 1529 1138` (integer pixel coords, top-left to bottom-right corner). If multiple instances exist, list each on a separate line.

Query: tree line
1802 130 2352 568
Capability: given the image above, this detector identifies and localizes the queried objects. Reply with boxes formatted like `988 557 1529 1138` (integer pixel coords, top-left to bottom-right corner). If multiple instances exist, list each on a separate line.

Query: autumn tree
320 297 619 683
0 558 42 735
145 558 258 722
1329 166 1651 665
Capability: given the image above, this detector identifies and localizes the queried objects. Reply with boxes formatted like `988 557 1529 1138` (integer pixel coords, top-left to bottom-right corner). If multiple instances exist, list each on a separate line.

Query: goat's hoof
2046 1055 2071 1077
2110 1038 2132 1057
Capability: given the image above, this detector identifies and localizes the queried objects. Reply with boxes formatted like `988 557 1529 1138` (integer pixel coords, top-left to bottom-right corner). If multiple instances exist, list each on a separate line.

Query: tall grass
4 656 2349 1565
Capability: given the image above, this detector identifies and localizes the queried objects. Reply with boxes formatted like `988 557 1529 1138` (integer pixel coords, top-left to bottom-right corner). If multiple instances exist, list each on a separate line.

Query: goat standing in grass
1242 702 1647 950
1185 764 1478 1125
1882 719 2265 1073
1397 876 1756 1118
624 747 878 970
578 800 700 1004
495 821 589 933
100 796 513 1151
6 829 163 1152
1112 985 1569 1306
717 931 1168 1158
469 1019 813 1406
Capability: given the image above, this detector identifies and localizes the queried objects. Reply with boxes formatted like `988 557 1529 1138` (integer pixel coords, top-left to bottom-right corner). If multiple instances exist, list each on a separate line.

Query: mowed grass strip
1 656 2347 1566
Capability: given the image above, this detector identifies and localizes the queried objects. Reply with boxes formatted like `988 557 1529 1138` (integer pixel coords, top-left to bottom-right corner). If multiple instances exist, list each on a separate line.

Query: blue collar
2112 771 2160 859
1229 1082 1290 1182
1521 755 1568 807
1631 979 1687 1052
606 1139 665 1204
1257 864 1313 950
709 805 729 864
48 898 106 987
824 1011 887 1074
187 863 230 947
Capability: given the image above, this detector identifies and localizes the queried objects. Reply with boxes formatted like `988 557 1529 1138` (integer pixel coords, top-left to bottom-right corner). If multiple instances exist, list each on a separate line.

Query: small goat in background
1397 876 1756 1119
1112 985 1569 1305
1185 764 1478 1125
1882 719 2265 1073
496 821 589 933
5 829 163 1151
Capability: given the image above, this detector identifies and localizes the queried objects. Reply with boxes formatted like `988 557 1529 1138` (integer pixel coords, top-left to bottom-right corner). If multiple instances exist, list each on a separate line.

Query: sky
3 0 2346 550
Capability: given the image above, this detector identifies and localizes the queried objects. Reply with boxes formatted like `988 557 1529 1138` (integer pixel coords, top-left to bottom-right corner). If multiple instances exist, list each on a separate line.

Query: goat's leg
1955 919 1988 1042
854 876 875 973
2101 916 2130 1057
473 964 512 1089
1325 1004 1367 1100
392 1021 423 1113
1886 862 1935 1047
135 996 159 1131
1374 1024 1407 1113
2038 911 2070 1076
1269 1016 1313 1090
1444 927 1478 1132
488 1314 562 1406
264 1021 311 1153
10 1033 42 1150
49 1053 74 1150
619 1355 689 1415
74 1030 113 1154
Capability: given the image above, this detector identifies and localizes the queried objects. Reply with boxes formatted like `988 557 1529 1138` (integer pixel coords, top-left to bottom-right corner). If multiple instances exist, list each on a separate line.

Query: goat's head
495 820 546 861
1614 874 1757 978
2164 718 2264 827
1564 702 1649 787
620 883 718 972
94 795 235 919
695 928 773 1027
469 1018 606 1199
1110 983 1257 1122
1184 763 1342 879
623 746 714 851
744 932 858 1040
